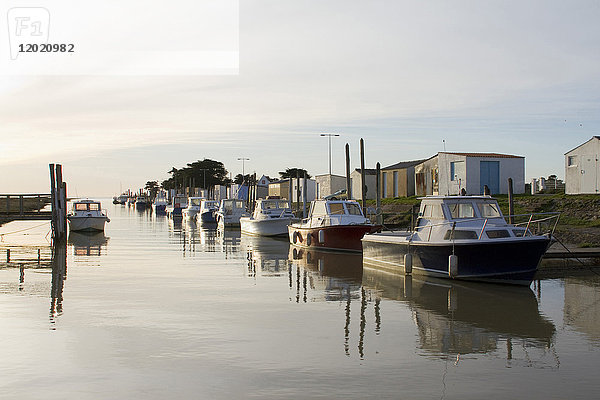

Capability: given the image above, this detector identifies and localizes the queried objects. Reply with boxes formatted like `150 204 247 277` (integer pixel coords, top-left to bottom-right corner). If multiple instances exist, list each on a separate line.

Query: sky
1 0 599 197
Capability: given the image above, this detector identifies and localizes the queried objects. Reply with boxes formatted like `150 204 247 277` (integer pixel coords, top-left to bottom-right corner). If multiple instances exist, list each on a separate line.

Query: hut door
480 161 499 195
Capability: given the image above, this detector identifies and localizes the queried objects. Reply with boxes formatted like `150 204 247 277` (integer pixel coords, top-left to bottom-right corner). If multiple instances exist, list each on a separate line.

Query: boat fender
448 255 458 278
306 233 312 246
293 231 302 244
318 230 325 243
403 253 412 275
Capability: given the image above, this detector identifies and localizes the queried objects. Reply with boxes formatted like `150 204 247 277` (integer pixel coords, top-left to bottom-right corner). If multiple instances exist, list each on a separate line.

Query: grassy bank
371 194 600 247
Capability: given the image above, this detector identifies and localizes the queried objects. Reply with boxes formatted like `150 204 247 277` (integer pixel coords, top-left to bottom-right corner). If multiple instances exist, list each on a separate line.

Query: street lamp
320 133 339 175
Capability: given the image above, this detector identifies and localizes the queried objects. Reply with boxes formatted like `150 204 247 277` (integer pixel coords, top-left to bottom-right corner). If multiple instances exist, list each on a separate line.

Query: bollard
448 254 458 278
403 253 412 275
38 249 41 265
6 249 10 263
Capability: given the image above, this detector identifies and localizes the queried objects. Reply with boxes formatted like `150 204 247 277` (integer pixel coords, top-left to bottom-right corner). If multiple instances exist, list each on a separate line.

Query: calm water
1 203 600 399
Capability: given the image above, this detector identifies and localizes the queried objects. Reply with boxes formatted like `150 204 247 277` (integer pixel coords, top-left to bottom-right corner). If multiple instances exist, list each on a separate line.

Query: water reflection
50 242 67 328
68 231 109 257
215 228 241 256
564 276 600 345
243 235 289 277
362 267 557 363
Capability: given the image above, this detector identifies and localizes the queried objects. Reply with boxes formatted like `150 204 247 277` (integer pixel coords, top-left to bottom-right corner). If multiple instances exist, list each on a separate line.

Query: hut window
567 156 577 167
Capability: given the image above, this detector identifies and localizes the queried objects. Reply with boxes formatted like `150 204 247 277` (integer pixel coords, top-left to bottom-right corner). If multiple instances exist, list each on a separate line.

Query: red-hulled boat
288 198 381 252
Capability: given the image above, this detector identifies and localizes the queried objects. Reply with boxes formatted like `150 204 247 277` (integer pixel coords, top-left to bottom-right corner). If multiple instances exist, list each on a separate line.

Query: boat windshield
420 203 445 219
75 203 99 211
263 201 288 210
190 198 201 206
477 202 502 218
328 203 345 215
447 202 475 219
346 202 363 216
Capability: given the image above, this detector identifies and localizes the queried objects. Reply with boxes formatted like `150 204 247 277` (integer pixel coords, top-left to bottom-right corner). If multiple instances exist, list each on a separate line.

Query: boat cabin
219 199 245 215
304 199 369 228
72 200 102 213
414 196 530 241
252 199 293 219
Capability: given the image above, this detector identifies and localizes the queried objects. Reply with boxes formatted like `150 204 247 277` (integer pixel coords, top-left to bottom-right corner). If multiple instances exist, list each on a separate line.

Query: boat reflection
68 231 109 257
216 228 242 256
362 267 556 359
242 234 290 277
288 247 363 303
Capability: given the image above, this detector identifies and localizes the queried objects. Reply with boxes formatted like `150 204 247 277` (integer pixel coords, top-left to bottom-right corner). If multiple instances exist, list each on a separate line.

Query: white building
565 137 600 194
350 168 377 200
438 152 525 195
315 174 346 199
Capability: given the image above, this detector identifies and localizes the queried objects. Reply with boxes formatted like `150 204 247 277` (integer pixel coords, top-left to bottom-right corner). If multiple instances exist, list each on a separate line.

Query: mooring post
302 171 307 218
296 171 300 216
360 138 367 216
19 195 24 216
508 178 514 224
49 164 57 239
376 162 382 225
6 249 10 263
345 144 351 199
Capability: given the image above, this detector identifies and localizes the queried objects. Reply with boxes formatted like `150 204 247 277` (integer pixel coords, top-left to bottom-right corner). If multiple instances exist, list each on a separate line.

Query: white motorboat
67 199 110 232
240 198 297 237
152 193 168 214
166 194 188 218
215 199 247 227
361 195 559 285
288 198 381 252
182 197 204 219
198 199 218 223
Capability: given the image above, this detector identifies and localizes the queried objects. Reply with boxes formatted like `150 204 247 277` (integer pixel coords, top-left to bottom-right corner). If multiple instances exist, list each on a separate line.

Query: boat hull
288 224 381 253
240 217 294 237
67 216 108 232
152 204 166 214
199 210 216 223
361 235 551 285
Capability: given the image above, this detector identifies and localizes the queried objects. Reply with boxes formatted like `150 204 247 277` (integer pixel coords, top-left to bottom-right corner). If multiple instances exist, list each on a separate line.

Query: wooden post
288 178 293 204
5 195 9 214
376 162 382 225
345 144 351 199
508 178 514 224
6 249 9 263
296 171 300 216
360 138 367 215
19 195 24 216
49 164 57 238
302 172 307 218
55 165 66 240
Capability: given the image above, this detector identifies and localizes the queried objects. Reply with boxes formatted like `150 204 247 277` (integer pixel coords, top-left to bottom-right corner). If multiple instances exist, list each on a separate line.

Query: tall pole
345 143 351 199
237 158 249 183
360 138 367 216
320 133 339 175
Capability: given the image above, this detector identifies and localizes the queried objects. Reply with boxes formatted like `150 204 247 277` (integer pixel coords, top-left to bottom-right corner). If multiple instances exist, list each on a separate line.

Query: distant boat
288 198 380 252
152 193 168 214
198 199 219 223
361 195 557 286
240 198 297 237
135 194 149 210
67 199 110 232
166 194 188 218
215 199 247 227
182 197 204 219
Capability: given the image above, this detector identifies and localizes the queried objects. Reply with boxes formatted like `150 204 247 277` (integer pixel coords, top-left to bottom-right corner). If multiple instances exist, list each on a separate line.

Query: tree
279 168 311 179
234 174 252 185
145 181 160 199
160 159 230 195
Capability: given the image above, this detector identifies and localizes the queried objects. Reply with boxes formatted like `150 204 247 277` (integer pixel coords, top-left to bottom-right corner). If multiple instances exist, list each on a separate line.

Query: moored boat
135 194 149 210
152 193 168 214
182 197 203 219
361 195 558 286
240 198 297 237
288 198 381 253
198 199 218 223
67 199 110 232
215 199 247 227
166 194 188 218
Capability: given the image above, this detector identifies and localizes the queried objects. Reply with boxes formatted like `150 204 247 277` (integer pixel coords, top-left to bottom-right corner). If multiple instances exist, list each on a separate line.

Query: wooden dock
0 193 52 221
